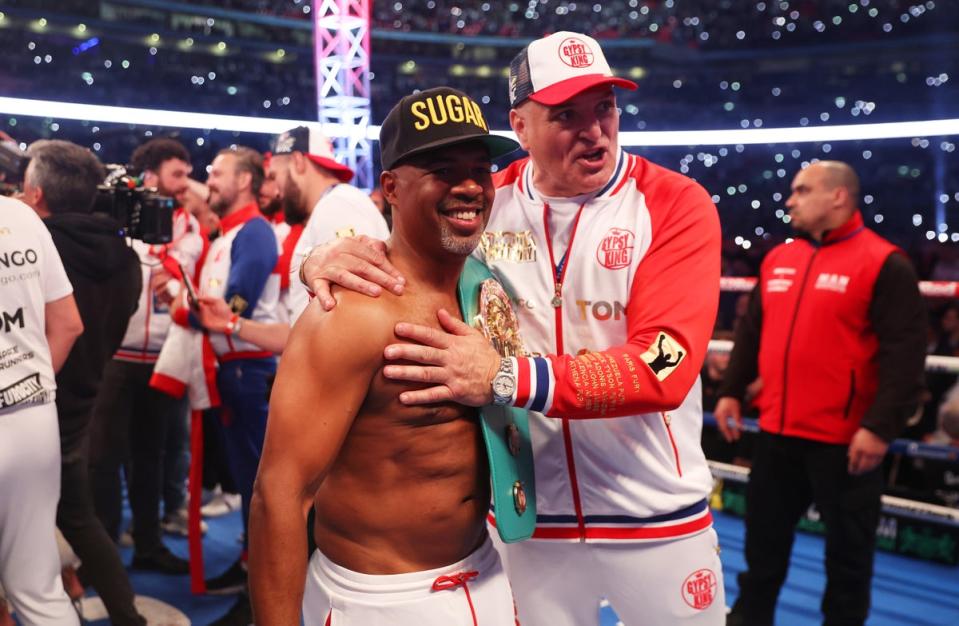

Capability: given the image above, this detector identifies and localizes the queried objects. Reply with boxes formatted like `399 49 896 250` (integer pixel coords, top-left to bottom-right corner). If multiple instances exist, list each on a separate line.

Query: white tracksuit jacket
481 151 721 542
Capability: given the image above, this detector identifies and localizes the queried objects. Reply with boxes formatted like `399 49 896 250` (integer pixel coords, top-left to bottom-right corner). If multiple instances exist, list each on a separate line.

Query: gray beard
439 221 483 256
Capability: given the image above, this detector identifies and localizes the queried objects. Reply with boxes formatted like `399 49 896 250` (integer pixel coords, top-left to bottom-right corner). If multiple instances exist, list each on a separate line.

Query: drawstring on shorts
432 570 480 626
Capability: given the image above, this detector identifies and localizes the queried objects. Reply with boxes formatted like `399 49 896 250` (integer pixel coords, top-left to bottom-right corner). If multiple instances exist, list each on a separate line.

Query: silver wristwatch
491 357 516 406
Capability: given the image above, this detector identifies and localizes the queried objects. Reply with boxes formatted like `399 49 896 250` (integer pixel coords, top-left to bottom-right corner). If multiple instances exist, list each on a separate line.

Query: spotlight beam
1 97 957 146
0 97 329 136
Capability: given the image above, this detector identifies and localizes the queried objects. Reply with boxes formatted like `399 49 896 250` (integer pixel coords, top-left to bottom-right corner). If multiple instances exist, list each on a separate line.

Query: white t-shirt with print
0 196 73 413
288 184 390 322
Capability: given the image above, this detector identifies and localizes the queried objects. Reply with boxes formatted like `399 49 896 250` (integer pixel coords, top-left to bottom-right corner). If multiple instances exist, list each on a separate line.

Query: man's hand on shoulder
261 287 397 502
382 308 500 407
288 287 398 369
300 236 406 311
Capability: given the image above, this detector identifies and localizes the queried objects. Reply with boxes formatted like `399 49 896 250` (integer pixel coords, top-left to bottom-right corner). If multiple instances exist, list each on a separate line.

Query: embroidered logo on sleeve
596 227 634 270
228 294 248 315
640 331 686 381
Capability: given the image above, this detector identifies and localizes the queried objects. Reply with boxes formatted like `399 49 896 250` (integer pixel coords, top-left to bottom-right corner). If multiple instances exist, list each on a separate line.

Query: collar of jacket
812 210 865 247
219 202 262 234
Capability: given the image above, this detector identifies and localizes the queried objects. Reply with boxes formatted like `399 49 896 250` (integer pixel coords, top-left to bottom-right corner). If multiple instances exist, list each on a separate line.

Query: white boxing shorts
303 535 518 625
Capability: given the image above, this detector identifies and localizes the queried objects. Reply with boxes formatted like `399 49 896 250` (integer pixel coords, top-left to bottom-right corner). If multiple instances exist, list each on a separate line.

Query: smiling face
383 141 494 259
510 84 619 197
206 153 241 216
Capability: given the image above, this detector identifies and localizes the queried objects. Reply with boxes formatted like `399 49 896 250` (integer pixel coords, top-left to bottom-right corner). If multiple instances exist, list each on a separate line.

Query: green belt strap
457 257 536 543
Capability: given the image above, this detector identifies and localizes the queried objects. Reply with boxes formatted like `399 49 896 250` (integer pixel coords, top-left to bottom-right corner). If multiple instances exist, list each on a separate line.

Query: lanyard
542 201 587 308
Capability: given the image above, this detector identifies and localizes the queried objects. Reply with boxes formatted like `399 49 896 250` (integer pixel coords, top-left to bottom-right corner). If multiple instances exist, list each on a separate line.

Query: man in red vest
715 160 927 626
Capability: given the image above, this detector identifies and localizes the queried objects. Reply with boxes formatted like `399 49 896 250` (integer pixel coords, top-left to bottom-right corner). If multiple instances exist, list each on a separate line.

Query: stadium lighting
0 97 958 146
619 119 959 146
0 96 343 136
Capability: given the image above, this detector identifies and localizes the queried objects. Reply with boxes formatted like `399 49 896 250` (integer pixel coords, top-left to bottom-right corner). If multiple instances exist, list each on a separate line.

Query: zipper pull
551 282 563 308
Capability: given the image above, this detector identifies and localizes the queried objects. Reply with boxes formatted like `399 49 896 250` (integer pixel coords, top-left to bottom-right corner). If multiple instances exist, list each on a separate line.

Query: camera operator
19 139 145 625
89 138 204 574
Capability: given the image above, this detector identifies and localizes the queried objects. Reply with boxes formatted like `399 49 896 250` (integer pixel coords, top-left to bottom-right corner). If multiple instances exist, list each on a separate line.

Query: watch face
493 373 515 398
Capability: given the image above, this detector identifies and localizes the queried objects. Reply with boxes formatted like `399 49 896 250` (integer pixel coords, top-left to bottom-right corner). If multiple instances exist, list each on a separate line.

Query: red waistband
218 350 274 363
114 349 160 363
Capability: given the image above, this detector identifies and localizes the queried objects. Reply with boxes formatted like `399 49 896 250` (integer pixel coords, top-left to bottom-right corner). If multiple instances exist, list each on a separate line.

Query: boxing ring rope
712 277 959 375
719 276 959 298
709 340 959 375
701 413 959 464
707 460 959 525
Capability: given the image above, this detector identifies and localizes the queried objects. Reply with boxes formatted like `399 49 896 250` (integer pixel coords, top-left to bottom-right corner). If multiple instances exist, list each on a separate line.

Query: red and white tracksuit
481 151 725 625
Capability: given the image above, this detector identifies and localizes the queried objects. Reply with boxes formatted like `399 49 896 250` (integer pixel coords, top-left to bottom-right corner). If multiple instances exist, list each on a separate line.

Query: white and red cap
271 125 354 183
508 31 637 107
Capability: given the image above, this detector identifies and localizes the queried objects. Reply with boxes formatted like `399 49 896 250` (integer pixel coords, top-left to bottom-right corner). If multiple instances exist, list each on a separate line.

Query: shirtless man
248 87 520 625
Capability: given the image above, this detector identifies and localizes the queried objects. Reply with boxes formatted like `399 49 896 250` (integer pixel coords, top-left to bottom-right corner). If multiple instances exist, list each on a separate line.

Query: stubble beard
209 193 232 217
282 179 309 225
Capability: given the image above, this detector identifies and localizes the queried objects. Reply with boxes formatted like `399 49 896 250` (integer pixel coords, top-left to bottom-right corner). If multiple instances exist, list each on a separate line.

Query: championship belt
457 257 536 543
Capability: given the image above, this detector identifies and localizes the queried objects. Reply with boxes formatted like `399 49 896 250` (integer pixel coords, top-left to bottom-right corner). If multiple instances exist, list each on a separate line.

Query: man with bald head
715 160 927 625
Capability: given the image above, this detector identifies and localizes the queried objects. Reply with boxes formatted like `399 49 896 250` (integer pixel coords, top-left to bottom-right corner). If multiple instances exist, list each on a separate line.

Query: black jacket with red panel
719 211 926 444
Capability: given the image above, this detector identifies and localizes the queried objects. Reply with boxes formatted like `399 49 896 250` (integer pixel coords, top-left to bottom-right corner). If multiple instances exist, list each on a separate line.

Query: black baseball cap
379 87 519 170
